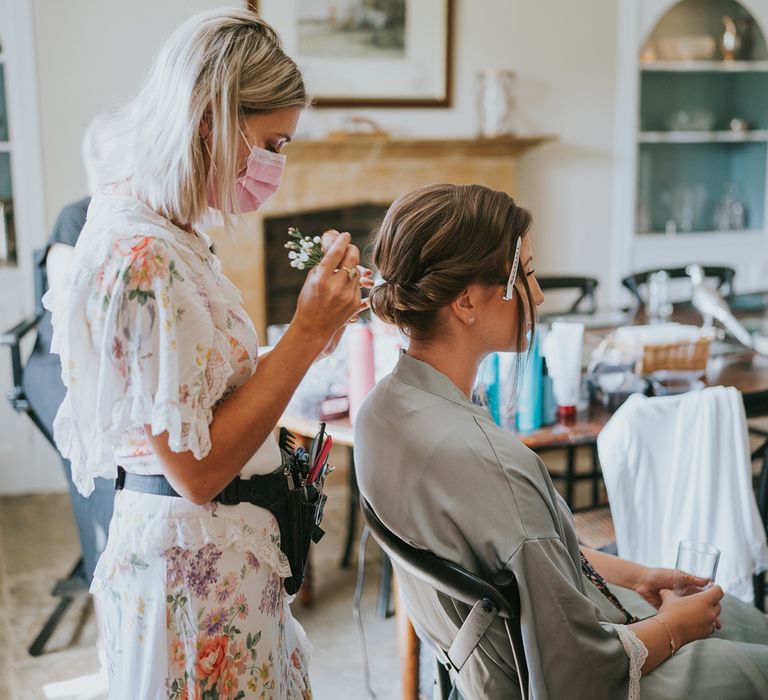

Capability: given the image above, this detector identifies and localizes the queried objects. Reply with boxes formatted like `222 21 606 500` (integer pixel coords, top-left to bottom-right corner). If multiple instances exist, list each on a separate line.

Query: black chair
538 276 599 315
621 266 736 307
361 497 529 700
1 248 114 655
535 277 605 510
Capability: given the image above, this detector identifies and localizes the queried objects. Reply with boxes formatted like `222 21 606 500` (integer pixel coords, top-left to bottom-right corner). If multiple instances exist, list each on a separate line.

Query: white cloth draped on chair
598 386 768 603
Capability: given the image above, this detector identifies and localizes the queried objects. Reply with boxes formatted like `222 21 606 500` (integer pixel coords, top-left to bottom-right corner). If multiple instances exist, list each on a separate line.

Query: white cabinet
613 0 768 298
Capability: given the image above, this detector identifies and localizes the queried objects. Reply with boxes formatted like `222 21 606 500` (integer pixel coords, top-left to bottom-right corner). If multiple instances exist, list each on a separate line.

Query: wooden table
279 294 768 699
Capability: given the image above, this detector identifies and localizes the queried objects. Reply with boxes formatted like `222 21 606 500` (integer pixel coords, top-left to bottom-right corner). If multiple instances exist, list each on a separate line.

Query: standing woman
44 10 362 699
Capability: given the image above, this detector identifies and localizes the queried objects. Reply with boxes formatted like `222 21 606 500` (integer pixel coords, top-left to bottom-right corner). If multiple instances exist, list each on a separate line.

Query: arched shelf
636 0 768 239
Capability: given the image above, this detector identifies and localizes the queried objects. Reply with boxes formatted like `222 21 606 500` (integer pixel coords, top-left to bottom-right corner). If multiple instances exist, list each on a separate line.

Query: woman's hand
633 567 712 608
316 298 372 360
657 585 723 646
321 228 375 297
631 584 723 675
292 232 363 351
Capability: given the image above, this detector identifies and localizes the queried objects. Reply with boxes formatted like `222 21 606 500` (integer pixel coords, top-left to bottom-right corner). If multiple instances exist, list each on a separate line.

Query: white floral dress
44 191 312 700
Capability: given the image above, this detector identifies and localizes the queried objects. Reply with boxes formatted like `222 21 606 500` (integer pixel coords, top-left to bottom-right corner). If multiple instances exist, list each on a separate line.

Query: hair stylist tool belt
115 447 327 596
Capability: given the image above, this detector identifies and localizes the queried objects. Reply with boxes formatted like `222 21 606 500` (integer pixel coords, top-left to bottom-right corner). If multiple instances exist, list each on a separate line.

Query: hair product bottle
516 329 543 432
348 322 376 423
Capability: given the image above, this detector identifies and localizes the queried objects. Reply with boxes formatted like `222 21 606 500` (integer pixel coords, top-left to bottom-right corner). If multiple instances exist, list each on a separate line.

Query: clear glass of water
673 539 721 595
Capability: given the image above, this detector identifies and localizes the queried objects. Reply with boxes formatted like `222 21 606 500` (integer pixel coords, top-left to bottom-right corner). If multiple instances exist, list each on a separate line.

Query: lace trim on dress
90 509 292 596
607 623 647 700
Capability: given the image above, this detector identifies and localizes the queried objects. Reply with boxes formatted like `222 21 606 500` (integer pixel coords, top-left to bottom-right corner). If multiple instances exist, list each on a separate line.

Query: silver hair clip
502 237 522 301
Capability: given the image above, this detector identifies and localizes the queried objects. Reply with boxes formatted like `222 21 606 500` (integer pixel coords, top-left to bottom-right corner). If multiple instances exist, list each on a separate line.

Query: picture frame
248 0 452 108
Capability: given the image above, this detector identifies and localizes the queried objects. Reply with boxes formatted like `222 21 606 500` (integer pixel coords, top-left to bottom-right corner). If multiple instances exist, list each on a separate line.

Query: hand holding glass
673 540 721 595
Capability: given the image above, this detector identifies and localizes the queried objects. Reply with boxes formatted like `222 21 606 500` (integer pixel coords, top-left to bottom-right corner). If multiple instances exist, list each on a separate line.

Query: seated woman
354 183 768 699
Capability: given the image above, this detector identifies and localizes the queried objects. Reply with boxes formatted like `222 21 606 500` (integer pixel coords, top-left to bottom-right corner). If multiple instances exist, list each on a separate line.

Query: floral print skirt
92 490 312 700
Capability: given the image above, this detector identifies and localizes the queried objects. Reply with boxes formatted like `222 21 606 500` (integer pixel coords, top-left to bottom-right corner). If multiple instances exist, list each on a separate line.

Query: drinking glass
673 539 721 595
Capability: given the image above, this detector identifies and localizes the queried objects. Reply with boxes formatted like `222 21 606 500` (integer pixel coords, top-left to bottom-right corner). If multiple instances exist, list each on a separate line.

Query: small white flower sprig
285 227 324 270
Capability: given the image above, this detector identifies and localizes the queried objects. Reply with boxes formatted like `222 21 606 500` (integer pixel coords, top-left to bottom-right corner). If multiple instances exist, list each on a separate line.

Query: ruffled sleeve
46 233 233 495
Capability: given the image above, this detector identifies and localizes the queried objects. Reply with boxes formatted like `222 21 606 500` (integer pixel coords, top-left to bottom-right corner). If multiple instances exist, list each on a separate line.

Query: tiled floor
0 466 403 700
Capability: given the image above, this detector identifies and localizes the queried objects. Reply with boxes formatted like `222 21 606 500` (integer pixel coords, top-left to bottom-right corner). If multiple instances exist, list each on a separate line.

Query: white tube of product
542 321 584 417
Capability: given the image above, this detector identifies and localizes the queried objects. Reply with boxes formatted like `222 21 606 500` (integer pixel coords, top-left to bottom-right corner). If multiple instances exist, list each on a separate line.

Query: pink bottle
348 323 376 424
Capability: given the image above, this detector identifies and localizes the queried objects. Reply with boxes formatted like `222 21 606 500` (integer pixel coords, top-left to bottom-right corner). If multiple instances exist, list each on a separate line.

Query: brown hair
369 183 535 349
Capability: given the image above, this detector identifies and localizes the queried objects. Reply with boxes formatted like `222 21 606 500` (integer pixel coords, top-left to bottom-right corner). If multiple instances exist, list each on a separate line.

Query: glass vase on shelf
647 271 673 324
713 182 747 231
476 69 516 138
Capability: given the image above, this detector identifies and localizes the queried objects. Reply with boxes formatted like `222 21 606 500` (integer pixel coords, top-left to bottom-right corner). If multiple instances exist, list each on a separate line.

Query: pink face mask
207 133 286 213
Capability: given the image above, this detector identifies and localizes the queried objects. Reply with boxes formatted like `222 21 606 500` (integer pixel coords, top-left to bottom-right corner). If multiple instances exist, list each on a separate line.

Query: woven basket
636 337 711 375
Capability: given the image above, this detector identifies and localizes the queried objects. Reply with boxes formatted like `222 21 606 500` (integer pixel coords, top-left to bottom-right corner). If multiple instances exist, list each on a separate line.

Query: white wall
33 0 237 227
36 0 620 294
7 0 620 493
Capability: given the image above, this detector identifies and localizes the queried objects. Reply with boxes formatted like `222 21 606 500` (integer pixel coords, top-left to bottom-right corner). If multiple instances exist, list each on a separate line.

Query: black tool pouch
214 471 327 595
274 484 327 595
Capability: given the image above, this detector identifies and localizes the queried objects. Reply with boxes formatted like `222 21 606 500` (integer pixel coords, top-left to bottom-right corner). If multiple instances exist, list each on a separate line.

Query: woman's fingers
321 229 341 252
337 241 360 273
316 232 352 274
347 298 372 324
316 230 373 289
359 266 375 288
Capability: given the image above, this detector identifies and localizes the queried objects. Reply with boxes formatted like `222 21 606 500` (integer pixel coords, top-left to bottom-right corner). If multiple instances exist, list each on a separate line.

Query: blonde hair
82 113 116 196
370 183 535 348
108 8 308 228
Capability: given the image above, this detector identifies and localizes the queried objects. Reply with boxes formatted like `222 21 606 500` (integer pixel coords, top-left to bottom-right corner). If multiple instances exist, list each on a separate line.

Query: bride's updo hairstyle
369 183 535 349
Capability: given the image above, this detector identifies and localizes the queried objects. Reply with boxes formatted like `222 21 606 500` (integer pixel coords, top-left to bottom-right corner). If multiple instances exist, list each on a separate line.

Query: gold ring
340 266 359 281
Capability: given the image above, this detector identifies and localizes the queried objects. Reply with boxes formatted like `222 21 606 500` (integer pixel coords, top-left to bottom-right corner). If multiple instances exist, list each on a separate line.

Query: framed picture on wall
248 0 452 107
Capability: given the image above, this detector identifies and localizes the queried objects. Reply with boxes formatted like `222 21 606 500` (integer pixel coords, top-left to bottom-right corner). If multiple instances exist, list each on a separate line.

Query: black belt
115 466 289 508
113 425 329 596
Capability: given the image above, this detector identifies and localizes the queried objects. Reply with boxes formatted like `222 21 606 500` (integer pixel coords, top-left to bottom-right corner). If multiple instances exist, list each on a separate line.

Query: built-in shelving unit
638 130 768 143
637 1 768 238
641 59 768 71
612 0 768 296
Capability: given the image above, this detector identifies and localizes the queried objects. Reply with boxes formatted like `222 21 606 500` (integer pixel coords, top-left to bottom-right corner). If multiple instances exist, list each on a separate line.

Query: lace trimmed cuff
607 623 648 700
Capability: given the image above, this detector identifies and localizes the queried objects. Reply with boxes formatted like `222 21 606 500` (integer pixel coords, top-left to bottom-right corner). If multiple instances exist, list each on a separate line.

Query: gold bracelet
650 616 677 656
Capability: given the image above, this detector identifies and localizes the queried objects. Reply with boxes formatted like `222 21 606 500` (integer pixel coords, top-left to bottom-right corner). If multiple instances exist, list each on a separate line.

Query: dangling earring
468 315 476 325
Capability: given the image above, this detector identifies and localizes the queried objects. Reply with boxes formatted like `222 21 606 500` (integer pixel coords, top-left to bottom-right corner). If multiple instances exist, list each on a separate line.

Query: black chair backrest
33 247 48 315
538 276 598 315
622 266 736 306
361 497 529 698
